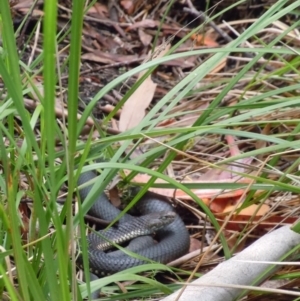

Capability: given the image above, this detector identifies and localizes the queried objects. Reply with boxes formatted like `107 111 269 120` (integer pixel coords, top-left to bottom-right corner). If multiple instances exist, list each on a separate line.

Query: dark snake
78 170 190 276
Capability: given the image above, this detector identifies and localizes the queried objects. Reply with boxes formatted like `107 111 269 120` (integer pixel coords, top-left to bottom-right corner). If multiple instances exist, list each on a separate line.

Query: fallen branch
162 225 300 301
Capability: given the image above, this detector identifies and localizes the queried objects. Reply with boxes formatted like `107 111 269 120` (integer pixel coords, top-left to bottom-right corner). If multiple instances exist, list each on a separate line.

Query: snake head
143 211 176 232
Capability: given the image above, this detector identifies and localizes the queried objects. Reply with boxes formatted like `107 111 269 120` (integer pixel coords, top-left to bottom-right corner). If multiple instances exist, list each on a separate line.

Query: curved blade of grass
80 264 173 298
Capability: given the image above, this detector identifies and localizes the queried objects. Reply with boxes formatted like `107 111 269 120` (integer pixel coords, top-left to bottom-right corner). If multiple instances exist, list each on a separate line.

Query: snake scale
78 170 190 276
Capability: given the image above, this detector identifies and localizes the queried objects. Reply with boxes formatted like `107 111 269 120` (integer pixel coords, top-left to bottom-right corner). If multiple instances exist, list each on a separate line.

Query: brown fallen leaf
118 78 156 131
191 33 219 47
13 0 35 9
126 19 158 31
120 0 135 15
17 8 44 17
119 43 170 131
222 203 270 215
88 2 108 16
81 51 138 64
189 237 203 252
216 214 297 232
138 28 152 46
215 201 299 232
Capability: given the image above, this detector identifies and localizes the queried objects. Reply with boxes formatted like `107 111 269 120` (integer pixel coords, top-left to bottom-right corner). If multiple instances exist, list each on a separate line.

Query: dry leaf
88 2 108 16
126 19 158 31
189 238 203 252
119 44 171 131
191 33 219 47
222 203 270 215
138 29 152 46
120 0 135 15
81 51 138 64
118 78 156 131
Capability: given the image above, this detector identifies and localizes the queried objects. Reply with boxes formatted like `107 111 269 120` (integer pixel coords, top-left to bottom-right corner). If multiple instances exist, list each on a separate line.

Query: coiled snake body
78 170 190 276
